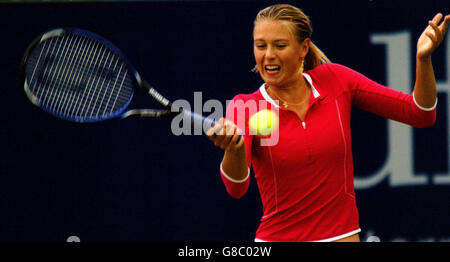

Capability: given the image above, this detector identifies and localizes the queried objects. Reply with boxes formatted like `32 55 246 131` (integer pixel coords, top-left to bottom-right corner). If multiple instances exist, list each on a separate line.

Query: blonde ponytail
304 41 330 71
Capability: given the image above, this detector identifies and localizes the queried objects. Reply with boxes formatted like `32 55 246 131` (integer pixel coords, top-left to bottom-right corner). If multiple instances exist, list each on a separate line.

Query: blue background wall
0 0 449 242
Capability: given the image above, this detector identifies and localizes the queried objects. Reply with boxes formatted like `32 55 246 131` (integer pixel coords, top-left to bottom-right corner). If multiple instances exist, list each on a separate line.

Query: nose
265 45 276 59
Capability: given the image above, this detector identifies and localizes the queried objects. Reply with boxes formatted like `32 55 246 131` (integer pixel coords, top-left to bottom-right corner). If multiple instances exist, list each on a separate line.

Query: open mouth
265 65 280 72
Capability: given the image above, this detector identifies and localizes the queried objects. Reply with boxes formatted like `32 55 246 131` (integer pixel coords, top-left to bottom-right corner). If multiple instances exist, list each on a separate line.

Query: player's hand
206 118 244 151
417 13 450 59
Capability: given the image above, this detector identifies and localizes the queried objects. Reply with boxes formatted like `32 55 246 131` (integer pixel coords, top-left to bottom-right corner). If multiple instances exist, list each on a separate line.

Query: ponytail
304 41 330 71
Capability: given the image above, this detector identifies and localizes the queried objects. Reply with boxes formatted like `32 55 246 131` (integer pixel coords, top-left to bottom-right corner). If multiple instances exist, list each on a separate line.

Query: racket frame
21 28 180 123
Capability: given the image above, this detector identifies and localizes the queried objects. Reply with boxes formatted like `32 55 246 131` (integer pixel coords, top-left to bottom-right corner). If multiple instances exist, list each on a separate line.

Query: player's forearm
413 56 437 108
221 145 248 181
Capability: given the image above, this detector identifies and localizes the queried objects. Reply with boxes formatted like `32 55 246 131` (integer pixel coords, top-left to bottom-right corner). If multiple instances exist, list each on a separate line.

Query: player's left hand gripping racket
21 28 223 134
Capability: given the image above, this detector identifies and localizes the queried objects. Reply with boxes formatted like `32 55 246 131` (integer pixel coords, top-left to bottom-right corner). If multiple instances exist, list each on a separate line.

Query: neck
267 75 310 106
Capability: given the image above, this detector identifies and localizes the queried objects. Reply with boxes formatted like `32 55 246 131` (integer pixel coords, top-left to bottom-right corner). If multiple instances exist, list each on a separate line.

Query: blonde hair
253 4 330 72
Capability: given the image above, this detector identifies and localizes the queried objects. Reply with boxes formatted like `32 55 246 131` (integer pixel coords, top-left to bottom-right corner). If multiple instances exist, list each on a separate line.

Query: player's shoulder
305 62 362 96
306 62 362 89
307 62 353 76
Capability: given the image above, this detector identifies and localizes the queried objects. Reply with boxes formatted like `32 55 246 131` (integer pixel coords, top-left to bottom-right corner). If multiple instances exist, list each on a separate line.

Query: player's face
253 20 309 88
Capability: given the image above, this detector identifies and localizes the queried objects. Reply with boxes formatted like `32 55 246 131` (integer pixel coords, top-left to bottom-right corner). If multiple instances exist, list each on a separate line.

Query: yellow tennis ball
249 109 279 136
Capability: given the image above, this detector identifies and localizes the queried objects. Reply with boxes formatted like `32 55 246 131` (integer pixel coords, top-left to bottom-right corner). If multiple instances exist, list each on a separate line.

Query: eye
276 44 287 49
255 44 266 49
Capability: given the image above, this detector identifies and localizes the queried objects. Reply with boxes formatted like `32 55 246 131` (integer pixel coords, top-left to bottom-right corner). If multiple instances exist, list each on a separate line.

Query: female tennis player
206 4 450 242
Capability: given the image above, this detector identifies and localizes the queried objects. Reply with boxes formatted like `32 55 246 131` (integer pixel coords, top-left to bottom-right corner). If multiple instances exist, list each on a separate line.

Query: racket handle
182 110 243 141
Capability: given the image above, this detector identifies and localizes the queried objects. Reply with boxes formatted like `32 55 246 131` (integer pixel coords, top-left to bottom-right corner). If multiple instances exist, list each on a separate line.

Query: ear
300 38 311 59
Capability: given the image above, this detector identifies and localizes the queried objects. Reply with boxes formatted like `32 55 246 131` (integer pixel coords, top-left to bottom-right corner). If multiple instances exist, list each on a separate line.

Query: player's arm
413 13 450 108
207 118 250 199
207 118 248 181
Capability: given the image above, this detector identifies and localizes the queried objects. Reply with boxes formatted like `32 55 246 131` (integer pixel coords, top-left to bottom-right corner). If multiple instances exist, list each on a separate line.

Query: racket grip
182 109 217 132
182 110 243 140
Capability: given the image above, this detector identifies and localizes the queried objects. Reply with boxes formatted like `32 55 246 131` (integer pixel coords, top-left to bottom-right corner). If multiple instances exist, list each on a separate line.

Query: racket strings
26 32 133 121
55 36 96 115
61 36 97 116
75 40 110 116
42 35 81 108
49 35 85 112
68 38 113 117
34 36 69 103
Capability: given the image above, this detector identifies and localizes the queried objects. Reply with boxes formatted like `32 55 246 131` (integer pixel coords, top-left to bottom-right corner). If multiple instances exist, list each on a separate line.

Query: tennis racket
20 28 222 134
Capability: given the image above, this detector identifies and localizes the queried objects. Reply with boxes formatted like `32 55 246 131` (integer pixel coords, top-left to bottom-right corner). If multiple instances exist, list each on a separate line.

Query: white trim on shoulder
412 91 437 111
258 73 320 107
254 228 362 242
220 162 250 183
302 73 320 98
259 84 279 108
